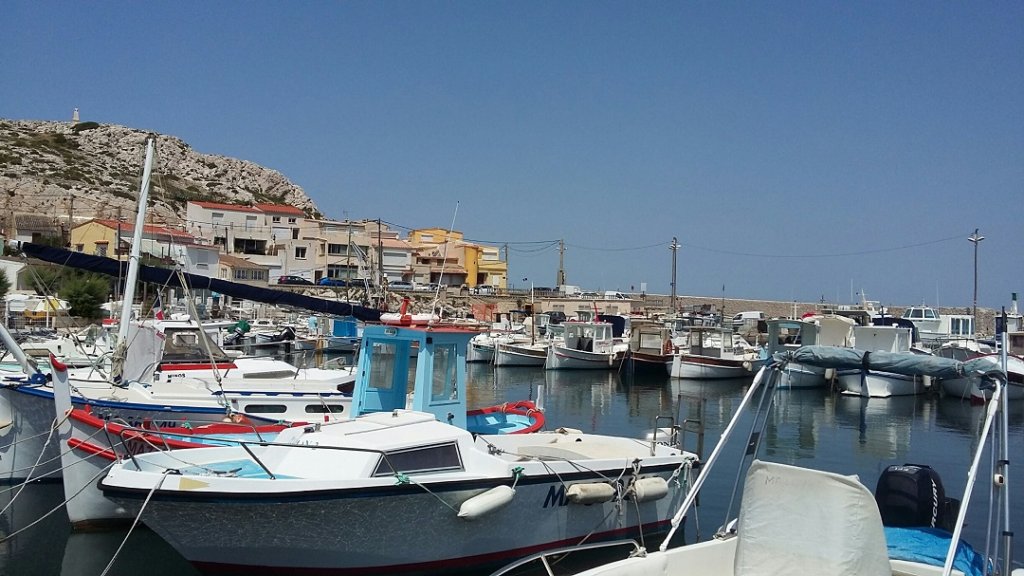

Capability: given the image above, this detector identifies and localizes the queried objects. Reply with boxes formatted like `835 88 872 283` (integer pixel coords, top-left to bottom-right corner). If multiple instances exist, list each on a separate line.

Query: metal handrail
113 424 407 481
488 539 643 576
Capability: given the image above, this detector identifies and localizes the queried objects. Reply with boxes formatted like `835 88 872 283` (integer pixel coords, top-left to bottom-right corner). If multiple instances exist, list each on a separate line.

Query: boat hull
104 468 684 575
669 354 750 379
836 370 927 398
494 344 547 367
466 341 495 363
546 346 623 370
777 362 828 389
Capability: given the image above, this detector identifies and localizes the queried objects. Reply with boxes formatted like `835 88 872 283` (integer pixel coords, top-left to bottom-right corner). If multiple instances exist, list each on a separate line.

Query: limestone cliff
0 118 321 232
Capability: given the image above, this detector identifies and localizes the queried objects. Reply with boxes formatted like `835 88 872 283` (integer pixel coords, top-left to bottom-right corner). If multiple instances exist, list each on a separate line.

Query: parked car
473 284 494 295
319 277 349 287
389 281 414 291
278 275 313 285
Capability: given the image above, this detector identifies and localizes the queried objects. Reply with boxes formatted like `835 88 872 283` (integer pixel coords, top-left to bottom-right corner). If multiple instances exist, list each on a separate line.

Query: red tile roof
189 201 262 213
254 203 306 216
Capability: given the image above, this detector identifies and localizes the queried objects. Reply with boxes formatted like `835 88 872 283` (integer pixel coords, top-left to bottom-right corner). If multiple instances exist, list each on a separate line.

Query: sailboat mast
112 136 156 382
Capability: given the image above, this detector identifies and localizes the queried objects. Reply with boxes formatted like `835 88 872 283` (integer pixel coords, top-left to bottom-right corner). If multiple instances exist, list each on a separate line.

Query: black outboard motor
875 464 959 532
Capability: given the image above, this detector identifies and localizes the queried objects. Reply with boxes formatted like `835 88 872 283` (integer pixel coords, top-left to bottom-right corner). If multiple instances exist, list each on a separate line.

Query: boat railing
103 418 289 459
113 423 416 481
487 539 643 576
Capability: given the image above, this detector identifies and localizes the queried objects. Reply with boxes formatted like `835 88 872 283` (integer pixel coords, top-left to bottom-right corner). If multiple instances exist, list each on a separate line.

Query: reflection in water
831 394 922 461
1 483 66 576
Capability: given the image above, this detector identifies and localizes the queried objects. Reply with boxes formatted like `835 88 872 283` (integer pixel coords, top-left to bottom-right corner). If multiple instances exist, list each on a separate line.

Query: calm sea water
2 363 1022 575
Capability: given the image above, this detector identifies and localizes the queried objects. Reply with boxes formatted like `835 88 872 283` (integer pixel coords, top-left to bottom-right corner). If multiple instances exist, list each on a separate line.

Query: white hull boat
834 325 925 398
836 369 928 398
940 353 1024 402
98 321 698 575
545 320 624 370
777 361 827 388
494 342 548 367
668 327 764 379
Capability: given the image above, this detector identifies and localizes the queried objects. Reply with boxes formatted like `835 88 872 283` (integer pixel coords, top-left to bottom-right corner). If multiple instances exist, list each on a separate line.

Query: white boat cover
734 460 892 576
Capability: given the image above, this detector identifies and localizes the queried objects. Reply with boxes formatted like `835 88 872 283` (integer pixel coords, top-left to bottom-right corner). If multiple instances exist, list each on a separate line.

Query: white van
604 291 628 300
732 311 766 329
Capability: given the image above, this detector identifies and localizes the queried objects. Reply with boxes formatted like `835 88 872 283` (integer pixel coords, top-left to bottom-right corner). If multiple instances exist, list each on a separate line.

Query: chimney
1012 292 1019 317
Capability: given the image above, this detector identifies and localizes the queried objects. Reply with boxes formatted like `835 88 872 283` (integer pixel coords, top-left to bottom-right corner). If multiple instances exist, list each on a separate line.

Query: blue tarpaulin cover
885 527 987 576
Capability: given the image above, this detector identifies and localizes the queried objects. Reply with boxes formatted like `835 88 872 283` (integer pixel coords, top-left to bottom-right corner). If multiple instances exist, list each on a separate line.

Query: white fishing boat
668 327 765 379
96 324 698 575
494 345 1014 576
939 351 1024 402
545 320 626 370
494 340 549 367
625 323 674 374
764 315 856 388
836 324 928 397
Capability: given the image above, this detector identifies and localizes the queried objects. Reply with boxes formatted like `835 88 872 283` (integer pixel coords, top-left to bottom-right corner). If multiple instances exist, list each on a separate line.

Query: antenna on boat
429 201 459 325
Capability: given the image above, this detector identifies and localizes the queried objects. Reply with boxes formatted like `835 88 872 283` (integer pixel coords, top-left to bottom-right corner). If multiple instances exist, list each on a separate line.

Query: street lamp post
968 228 985 333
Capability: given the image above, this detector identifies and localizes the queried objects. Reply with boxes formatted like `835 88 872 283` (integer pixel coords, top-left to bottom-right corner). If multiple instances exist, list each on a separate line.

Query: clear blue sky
2 2 1021 309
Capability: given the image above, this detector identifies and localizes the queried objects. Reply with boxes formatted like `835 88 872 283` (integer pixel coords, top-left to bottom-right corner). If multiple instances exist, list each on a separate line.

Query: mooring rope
0 412 69 515
98 469 171 576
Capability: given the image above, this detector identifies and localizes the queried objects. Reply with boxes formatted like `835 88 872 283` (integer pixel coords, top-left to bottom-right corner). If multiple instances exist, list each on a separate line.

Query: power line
680 232 967 259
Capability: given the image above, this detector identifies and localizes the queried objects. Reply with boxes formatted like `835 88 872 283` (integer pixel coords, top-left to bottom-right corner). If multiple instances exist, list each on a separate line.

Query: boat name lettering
542 484 569 508
164 373 187 379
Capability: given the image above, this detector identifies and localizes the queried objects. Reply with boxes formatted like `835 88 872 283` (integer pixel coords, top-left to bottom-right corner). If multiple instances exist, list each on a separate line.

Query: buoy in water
457 485 515 520
567 482 616 504
627 476 669 502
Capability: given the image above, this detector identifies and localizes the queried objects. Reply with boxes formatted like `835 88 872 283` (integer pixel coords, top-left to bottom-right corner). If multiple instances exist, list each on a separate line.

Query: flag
152 294 165 321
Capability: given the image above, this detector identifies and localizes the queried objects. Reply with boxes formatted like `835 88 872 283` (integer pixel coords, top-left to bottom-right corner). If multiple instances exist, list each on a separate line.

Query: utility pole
968 228 985 332
670 237 680 313
345 220 353 282
377 218 384 287
66 194 74 247
504 243 509 285
557 239 566 287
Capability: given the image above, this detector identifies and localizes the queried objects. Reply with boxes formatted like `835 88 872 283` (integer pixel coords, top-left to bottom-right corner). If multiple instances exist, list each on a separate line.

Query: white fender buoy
567 482 616 504
824 368 836 381
457 485 515 520
627 476 669 502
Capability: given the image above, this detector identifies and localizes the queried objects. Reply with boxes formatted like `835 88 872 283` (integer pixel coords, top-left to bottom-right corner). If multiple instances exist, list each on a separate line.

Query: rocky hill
0 118 321 230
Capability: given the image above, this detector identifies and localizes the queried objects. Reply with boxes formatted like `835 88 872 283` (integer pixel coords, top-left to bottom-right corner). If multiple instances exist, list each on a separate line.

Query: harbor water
2 362 1022 575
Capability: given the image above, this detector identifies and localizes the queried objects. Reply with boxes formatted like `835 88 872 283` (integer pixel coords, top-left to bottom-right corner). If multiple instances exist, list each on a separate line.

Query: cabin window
244 404 287 414
639 333 663 349
367 341 399 394
305 404 345 414
431 344 458 402
372 442 463 477
910 309 923 319
925 309 937 319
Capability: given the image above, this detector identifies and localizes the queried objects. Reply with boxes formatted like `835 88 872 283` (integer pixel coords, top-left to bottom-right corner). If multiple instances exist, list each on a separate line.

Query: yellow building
407 228 507 290
71 219 196 258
